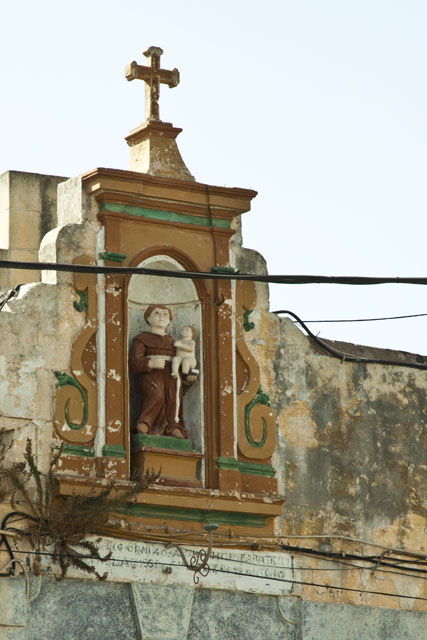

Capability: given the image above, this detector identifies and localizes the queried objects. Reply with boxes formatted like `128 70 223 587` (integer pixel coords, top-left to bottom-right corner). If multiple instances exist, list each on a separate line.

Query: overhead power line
8 548 427 603
1 259 426 367
274 310 427 371
0 259 427 285
279 312 427 324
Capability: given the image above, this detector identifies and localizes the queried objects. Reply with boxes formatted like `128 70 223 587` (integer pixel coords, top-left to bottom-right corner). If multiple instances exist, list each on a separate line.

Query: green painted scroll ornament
243 309 255 332
245 386 271 448
73 290 88 312
55 371 88 430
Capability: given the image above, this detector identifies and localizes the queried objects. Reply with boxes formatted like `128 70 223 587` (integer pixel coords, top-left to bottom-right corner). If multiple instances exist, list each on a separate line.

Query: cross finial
125 46 180 122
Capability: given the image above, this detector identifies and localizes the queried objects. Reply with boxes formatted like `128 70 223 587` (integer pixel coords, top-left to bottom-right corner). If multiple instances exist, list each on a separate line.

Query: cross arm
125 61 180 88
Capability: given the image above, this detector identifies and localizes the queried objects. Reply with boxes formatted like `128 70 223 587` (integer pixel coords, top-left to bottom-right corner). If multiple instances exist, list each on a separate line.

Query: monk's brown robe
129 331 188 438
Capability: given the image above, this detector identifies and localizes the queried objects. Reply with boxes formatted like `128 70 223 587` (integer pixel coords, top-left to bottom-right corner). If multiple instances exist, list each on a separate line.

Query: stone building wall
0 171 426 638
0 171 67 290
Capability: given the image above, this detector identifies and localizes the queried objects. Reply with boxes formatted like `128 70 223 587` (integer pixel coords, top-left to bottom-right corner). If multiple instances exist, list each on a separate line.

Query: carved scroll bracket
235 280 276 460
53 256 98 445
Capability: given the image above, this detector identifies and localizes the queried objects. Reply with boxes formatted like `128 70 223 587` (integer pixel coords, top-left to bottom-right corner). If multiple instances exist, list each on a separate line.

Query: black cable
15 543 427 576
1 258 427 285
281 312 427 324
211 545 427 580
11 548 427 602
274 310 427 371
278 543 427 576
0 283 22 311
0 512 18 576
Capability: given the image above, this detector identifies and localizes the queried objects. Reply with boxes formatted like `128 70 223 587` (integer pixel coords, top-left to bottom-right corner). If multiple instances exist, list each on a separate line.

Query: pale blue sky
1 1 426 354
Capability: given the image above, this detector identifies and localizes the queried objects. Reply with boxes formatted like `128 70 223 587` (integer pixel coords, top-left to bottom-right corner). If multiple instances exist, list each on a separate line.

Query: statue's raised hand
148 356 167 369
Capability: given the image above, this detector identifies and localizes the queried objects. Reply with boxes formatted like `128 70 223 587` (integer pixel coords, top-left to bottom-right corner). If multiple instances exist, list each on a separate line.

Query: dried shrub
0 440 159 579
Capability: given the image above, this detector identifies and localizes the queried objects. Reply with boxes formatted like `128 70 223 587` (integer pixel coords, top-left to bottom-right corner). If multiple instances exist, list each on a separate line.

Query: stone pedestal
125 120 194 181
131 434 203 488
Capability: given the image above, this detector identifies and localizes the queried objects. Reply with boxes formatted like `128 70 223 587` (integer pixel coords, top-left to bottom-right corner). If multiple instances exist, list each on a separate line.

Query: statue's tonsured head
144 304 173 325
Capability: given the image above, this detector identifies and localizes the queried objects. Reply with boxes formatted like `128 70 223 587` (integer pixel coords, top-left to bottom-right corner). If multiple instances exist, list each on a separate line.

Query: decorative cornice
55 476 284 515
99 203 230 229
216 457 276 477
117 503 268 528
82 168 257 225
125 120 183 144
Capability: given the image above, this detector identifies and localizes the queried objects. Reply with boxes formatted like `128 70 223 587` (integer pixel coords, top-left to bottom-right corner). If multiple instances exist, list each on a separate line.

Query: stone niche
53 167 283 541
127 255 205 487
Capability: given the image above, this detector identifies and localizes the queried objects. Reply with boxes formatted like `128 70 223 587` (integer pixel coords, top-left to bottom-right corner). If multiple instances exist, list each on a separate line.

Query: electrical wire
2 261 426 362
274 310 427 371
4 509 427 569
275 533 427 560
1 258 427 285
97 522 427 570
209 548 427 580
7 530 427 580
277 545 427 578
4 514 427 594
0 557 41 602
0 513 19 576
10 548 427 602
5 525 427 583
0 283 22 311
282 312 427 324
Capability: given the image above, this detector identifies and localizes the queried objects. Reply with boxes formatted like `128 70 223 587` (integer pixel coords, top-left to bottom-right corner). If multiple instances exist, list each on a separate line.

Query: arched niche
127 255 204 455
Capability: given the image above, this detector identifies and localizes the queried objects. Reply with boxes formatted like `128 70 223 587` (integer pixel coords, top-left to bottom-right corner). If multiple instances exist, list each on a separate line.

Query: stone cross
125 46 180 122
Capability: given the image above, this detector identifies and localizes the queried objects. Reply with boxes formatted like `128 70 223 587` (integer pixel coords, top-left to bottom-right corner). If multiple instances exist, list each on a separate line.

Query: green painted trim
210 266 239 274
73 289 88 312
52 444 95 458
216 457 276 477
244 386 271 448
131 434 197 452
55 371 88 431
116 503 267 528
100 203 230 229
102 444 126 458
243 309 255 332
98 251 127 262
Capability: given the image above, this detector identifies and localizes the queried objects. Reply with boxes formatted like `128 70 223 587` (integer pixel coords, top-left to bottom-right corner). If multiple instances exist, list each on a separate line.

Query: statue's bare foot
136 422 149 434
171 428 185 438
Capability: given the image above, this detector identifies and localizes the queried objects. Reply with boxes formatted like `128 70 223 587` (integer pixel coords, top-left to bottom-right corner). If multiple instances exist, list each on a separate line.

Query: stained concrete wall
273 318 427 546
233 241 427 552
1 577 426 640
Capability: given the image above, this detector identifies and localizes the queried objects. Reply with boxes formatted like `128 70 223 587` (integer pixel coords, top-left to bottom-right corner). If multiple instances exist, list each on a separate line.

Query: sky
1 1 426 355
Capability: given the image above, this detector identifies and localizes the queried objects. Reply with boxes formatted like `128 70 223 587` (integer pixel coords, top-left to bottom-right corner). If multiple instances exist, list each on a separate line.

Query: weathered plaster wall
0 174 94 471
233 241 426 547
1 173 426 636
0 281 84 472
273 317 427 547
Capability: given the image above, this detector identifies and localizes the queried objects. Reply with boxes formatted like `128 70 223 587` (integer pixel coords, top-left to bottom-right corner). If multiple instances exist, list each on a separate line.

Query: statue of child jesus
171 326 197 378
